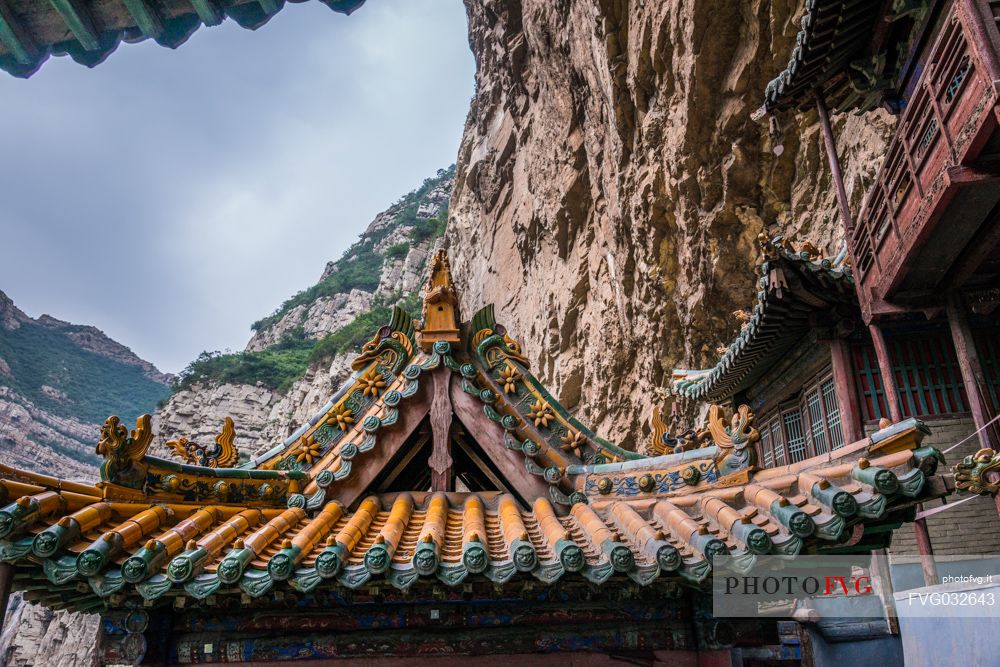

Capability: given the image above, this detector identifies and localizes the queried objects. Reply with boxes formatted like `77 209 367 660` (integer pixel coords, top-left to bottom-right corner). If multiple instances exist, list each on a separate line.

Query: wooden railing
851 0 1000 316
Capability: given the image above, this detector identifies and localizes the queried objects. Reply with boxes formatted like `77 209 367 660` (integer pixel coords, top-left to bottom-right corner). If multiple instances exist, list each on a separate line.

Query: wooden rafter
47 0 99 51
0 0 38 65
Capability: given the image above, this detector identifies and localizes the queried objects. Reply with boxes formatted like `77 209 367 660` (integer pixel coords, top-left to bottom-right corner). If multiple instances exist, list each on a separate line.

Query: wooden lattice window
852 331 969 421
760 423 774 467
755 375 846 467
770 420 785 466
822 379 845 450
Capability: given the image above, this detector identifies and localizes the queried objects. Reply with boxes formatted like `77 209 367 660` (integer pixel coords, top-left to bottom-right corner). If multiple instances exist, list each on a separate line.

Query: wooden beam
912 513 939 587
815 89 855 233
830 337 864 445
47 0 99 51
120 0 163 39
0 0 39 65
258 0 282 16
331 392 431 509
946 292 999 450
189 0 222 27
428 368 454 492
869 323 903 422
946 203 1000 290
449 382 553 506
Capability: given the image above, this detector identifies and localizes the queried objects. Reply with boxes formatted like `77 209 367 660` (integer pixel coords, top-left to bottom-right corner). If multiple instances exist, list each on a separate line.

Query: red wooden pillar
869 324 903 422
946 292 998 451
830 337 864 444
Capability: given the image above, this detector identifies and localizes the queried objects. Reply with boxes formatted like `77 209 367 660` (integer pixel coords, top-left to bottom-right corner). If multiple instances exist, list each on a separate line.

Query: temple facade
671 234 1000 559
750 0 1000 576
0 251 950 665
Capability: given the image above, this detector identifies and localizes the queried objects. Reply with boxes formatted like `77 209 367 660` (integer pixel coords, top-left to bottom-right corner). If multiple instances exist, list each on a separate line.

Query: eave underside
0 0 366 77
675 249 857 403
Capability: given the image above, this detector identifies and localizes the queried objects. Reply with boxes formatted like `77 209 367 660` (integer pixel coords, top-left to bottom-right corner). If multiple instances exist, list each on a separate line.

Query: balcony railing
851 0 1000 319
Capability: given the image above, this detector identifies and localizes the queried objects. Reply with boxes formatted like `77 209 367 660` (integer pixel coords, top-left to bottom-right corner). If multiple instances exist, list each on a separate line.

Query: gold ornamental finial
417 249 461 351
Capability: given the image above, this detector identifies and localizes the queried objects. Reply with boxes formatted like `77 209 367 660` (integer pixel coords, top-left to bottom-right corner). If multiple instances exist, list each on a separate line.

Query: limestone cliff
446 0 893 448
0 594 97 667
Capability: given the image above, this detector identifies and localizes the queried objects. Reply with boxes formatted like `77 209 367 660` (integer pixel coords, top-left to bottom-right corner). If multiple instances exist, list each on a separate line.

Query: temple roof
673 236 856 403
759 0 936 114
0 419 944 612
0 250 950 613
0 0 366 77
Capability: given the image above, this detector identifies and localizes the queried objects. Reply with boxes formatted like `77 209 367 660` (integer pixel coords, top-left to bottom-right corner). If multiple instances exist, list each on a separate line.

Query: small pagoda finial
417 249 461 351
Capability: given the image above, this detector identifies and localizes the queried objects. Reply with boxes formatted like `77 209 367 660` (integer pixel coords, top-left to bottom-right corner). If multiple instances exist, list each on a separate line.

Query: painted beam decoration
0 250 951 626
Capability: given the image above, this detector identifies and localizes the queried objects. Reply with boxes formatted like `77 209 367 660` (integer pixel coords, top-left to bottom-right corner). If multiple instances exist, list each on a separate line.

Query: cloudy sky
0 0 474 374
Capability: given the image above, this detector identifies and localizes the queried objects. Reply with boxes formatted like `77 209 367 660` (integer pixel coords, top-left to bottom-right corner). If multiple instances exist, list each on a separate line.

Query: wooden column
0 564 13 630
958 0 1000 84
428 368 454 491
946 292 998 450
912 515 939 586
871 548 899 635
830 337 864 444
815 90 855 233
869 324 903 422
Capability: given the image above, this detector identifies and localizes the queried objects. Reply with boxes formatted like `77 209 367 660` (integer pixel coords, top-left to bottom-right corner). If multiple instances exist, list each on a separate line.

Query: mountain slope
0 291 171 479
152 167 454 456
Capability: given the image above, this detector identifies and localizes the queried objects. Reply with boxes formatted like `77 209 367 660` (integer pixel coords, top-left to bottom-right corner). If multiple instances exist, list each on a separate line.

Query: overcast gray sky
0 0 473 374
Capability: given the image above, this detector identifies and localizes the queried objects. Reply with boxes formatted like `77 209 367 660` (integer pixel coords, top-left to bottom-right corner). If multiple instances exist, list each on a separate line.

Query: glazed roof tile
0 250 950 613
760 0 936 114
0 419 946 611
762 0 883 113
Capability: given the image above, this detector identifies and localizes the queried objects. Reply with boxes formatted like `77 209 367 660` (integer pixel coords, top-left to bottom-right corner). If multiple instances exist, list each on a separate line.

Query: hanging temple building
3 0 1000 665
0 250 954 664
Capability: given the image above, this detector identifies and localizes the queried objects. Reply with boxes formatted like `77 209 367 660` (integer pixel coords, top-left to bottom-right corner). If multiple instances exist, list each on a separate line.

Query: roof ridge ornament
166 417 240 469
96 415 153 489
417 249 461 351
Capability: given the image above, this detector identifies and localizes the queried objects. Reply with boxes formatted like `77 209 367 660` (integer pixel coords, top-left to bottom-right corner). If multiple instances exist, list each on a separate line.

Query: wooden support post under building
869 323 903 423
946 292 998 451
912 516 939 587
830 337 864 444
815 90 855 234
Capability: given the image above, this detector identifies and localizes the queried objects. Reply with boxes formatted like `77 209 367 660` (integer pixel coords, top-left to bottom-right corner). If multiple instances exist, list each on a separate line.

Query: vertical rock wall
0 594 98 667
447 0 893 446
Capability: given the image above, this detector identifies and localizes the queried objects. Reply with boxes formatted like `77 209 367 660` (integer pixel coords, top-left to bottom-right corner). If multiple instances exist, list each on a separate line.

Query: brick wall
874 417 1000 556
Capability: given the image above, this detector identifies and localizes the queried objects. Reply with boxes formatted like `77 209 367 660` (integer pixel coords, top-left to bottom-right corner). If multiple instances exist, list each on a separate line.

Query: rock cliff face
447 0 893 447
0 594 98 667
